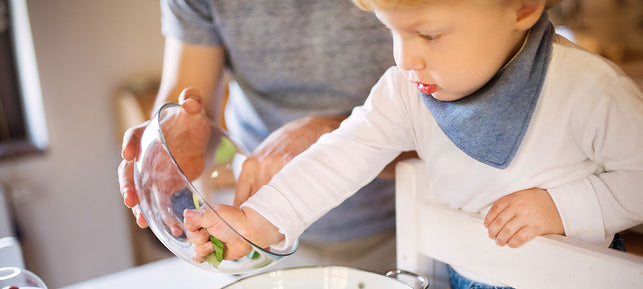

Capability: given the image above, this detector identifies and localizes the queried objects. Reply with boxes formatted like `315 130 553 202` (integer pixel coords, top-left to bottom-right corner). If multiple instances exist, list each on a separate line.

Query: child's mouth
416 83 438 95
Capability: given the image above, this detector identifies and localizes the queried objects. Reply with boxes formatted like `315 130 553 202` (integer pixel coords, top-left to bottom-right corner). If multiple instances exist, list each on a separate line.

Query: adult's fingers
133 205 149 228
178 88 204 115
255 156 284 192
233 157 258 207
161 212 184 237
118 160 138 208
121 121 148 161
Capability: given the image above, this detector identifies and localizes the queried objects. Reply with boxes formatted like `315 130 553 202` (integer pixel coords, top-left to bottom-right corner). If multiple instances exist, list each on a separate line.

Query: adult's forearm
152 37 226 122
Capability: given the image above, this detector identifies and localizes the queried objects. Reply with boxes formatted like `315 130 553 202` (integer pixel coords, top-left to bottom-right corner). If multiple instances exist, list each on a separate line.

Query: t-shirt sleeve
160 0 222 45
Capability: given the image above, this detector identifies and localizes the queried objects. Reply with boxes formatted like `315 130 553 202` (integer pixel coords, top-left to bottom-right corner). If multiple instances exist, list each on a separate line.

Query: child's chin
430 92 465 102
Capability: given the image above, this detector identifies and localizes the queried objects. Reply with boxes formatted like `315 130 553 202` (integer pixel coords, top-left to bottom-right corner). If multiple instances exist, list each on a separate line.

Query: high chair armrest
395 158 643 289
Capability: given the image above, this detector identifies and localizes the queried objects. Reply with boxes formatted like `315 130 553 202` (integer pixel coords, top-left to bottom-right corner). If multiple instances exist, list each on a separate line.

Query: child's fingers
192 255 205 263
486 207 515 240
484 199 510 228
183 209 205 231
185 208 238 242
191 247 208 263
200 208 241 240
192 239 215 258
493 217 523 246
507 226 534 248
186 228 211 244
183 210 218 263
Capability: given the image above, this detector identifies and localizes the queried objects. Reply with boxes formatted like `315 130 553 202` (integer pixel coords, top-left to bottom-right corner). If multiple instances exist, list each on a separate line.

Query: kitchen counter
60 257 239 289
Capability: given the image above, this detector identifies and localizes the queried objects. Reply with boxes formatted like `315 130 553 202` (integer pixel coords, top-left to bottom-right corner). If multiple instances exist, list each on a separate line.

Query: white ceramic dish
223 266 429 289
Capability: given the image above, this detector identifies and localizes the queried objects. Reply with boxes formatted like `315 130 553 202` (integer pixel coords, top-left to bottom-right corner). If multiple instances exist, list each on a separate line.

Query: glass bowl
0 267 48 289
133 103 297 274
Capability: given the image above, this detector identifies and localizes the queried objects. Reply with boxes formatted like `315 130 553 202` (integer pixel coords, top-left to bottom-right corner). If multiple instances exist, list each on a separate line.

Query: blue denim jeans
447 265 514 289
446 234 626 289
609 233 626 252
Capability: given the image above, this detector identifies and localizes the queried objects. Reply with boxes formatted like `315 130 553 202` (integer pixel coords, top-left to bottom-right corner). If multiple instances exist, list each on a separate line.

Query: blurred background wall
0 0 163 287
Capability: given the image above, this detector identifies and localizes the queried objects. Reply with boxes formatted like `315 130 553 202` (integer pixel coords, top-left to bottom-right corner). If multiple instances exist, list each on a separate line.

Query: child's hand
484 188 564 248
183 205 283 262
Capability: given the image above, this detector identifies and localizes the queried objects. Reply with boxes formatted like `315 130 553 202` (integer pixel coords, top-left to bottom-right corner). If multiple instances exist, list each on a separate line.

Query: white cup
0 267 48 289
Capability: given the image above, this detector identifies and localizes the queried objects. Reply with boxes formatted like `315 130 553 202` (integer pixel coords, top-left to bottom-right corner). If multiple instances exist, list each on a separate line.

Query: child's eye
419 33 440 41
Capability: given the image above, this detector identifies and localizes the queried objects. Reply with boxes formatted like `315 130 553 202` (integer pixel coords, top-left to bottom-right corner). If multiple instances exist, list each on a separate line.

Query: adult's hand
233 115 345 207
118 88 210 229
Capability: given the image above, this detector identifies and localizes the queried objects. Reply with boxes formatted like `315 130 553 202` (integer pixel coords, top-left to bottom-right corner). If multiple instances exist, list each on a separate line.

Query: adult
118 0 407 272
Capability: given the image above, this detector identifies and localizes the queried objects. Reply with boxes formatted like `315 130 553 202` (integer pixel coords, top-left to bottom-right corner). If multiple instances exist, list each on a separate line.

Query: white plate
223 266 429 289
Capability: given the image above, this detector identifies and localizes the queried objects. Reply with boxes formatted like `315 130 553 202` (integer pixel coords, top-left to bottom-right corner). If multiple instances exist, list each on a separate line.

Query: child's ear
512 1 545 31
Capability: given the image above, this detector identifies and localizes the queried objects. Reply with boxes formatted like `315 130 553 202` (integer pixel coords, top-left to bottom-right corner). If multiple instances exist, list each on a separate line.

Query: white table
60 258 240 289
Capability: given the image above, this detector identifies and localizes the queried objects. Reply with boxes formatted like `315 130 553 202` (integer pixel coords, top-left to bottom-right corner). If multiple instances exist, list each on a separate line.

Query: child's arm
483 188 564 248
183 205 283 261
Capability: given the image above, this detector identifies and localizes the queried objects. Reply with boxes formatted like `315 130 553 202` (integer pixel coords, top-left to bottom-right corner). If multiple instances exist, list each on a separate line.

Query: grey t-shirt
161 0 396 242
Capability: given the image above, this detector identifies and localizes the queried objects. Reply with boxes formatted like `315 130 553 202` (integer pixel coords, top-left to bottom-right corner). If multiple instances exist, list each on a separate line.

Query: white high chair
395 159 643 289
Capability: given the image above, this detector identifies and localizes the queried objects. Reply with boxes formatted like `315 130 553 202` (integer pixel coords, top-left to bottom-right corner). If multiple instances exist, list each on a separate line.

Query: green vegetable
248 250 261 260
205 234 225 268
214 137 237 164
192 194 225 268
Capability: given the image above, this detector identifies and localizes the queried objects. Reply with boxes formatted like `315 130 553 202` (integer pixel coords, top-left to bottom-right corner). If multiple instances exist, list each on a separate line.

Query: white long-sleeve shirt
243 35 643 250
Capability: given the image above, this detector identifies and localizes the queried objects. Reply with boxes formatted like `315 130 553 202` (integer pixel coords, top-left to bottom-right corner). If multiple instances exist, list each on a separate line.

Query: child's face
375 1 527 101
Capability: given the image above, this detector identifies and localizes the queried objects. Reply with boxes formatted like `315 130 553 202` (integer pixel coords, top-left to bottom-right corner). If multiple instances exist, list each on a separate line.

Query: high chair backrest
395 159 643 289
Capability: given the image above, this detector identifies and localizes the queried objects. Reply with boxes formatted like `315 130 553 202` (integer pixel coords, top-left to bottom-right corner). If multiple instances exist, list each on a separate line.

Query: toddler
184 0 643 287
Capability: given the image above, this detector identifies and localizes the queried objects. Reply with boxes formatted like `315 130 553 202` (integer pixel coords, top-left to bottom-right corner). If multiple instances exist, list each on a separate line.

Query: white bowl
223 266 430 289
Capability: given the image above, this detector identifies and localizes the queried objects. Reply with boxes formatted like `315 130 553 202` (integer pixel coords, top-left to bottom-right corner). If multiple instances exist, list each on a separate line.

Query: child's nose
395 42 425 71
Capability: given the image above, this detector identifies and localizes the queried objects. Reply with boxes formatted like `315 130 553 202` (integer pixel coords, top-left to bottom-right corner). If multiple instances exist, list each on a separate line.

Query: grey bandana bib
420 13 554 169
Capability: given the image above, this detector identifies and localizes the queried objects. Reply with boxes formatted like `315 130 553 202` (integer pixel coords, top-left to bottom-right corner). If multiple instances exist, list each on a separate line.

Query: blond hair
351 0 561 11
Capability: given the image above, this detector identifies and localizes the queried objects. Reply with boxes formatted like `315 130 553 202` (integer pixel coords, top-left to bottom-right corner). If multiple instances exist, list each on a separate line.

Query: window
0 0 47 160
